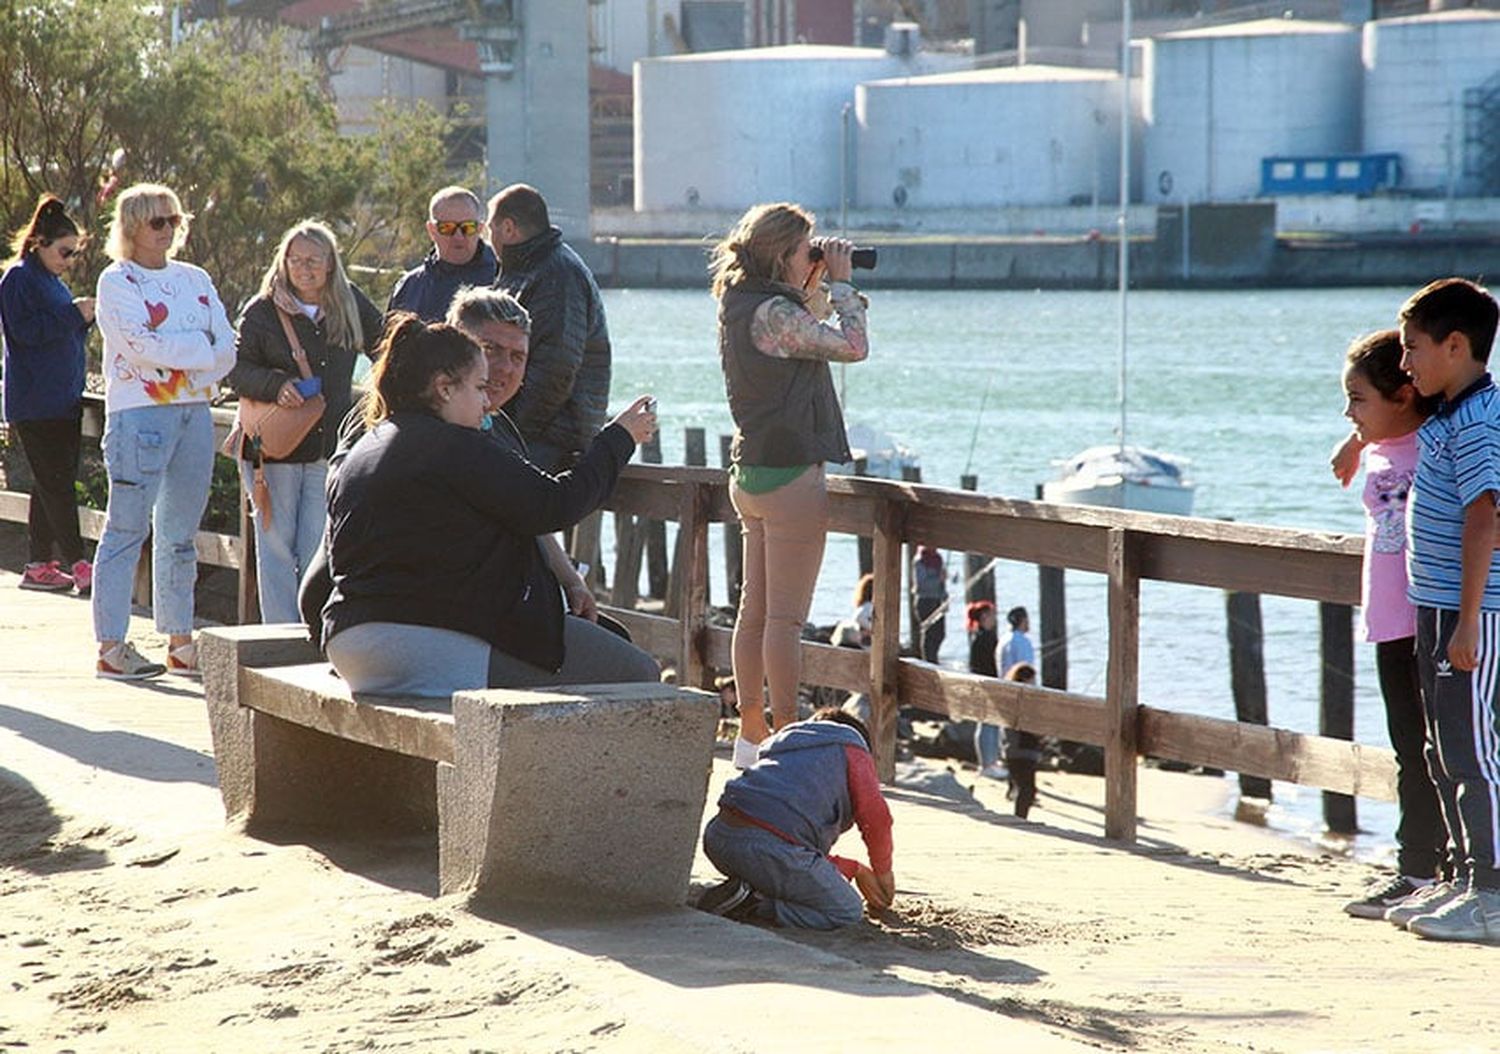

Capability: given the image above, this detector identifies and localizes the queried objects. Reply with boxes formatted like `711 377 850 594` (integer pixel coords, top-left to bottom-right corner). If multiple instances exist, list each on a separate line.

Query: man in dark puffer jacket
487 184 611 473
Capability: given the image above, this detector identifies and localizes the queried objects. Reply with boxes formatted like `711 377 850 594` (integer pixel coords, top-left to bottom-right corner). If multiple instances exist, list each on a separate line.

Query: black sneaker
696 878 752 917
1344 874 1427 920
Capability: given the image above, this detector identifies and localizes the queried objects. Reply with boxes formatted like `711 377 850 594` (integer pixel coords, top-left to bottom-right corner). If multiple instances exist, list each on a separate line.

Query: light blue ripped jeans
91 403 215 642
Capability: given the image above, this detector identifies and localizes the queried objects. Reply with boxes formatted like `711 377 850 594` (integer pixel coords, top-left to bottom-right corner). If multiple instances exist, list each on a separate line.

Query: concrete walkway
0 571 1493 1053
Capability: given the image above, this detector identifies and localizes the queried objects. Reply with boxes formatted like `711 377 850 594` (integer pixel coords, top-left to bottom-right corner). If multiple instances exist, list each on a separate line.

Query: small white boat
1042 444 1195 516
832 422 920 481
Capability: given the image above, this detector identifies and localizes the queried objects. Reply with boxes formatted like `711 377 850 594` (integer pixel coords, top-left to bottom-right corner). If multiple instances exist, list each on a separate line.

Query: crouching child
696 708 894 929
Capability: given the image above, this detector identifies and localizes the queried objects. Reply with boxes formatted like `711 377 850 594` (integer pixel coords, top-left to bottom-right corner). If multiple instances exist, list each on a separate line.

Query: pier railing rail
0 397 1391 843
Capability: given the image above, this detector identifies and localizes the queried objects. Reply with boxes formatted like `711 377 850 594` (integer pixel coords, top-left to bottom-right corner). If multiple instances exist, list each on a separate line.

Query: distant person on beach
321 315 659 696
1332 330 1450 922
1389 278 1500 943
968 600 1008 780
696 707 894 929
0 194 94 596
997 605 1035 674
387 186 497 322
913 545 947 662
92 183 236 680
1003 661 1043 818
488 184 610 473
711 202 870 771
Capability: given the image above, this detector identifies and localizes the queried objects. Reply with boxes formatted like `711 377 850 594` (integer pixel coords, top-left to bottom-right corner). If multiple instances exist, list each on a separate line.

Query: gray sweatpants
328 617 659 698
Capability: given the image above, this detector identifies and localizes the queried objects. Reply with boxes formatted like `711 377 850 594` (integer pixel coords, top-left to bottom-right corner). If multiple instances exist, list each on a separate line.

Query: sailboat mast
1117 0 1131 457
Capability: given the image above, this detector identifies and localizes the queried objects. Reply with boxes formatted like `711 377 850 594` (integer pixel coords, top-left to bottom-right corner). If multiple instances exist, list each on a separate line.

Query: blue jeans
92 403 214 641
702 816 863 929
241 459 328 624
975 723 1002 769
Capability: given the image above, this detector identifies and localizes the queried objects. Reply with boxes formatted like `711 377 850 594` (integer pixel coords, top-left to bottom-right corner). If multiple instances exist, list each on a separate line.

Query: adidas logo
1436 658 1453 677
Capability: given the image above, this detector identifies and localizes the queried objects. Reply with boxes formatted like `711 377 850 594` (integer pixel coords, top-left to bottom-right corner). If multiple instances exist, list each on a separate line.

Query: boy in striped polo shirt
1398 277 1500 943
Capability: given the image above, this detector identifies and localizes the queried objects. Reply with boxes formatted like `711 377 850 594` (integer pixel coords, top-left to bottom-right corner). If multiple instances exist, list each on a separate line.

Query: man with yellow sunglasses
387 185 498 322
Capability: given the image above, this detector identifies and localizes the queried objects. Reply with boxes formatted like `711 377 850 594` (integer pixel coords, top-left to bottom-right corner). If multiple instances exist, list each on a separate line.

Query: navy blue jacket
387 242 498 322
0 254 89 421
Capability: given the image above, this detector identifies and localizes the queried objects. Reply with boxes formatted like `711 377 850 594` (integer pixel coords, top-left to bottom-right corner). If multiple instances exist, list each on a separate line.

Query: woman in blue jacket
0 195 94 594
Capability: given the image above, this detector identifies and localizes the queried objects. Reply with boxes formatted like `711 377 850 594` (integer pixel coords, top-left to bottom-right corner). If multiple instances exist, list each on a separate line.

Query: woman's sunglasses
146 214 183 232
434 219 481 237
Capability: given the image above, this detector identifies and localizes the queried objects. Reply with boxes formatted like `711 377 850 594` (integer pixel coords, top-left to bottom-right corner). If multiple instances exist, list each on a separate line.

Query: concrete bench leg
201 625 439 834
437 683 719 906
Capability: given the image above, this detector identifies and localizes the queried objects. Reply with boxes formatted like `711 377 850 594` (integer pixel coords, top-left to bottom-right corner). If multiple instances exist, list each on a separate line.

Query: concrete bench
199 625 719 906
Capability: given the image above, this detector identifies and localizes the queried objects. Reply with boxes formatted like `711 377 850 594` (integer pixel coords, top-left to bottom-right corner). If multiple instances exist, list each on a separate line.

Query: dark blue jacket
0 254 89 421
387 242 498 322
719 721 869 857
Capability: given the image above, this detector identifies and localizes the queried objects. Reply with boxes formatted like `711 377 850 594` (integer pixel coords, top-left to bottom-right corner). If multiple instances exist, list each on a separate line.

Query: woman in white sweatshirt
92 183 235 679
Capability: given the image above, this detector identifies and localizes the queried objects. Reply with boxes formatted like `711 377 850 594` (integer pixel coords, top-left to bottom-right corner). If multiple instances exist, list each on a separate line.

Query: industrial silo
1142 19 1361 204
634 44 954 212
1363 10 1500 197
854 65 1122 209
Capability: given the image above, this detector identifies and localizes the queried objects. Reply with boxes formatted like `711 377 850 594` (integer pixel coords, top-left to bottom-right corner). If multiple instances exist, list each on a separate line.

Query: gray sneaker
1407 887 1500 943
1386 878 1465 929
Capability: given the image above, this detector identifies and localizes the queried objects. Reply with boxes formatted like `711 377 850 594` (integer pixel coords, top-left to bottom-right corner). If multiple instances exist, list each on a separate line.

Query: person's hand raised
610 395 657 445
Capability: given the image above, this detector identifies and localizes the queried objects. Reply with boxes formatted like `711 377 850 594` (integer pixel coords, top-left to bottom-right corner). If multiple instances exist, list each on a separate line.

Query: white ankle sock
732 736 760 770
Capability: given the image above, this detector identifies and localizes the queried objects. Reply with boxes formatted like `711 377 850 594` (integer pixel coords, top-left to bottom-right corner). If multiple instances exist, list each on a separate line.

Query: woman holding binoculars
710 202 871 768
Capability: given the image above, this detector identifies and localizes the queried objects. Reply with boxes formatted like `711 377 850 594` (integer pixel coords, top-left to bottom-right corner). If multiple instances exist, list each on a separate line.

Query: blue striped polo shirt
1407 373 1500 610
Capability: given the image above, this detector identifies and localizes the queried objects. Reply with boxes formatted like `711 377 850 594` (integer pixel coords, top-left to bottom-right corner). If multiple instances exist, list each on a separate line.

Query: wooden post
869 497 906 781
1225 591 1273 800
133 535 153 610
719 434 742 612
1320 601 1358 835
641 433 668 600
682 427 709 603
961 473 995 605
902 464 922 655
675 483 710 689
1034 485 1067 692
611 511 641 609
855 457 873 576
1104 528 1140 842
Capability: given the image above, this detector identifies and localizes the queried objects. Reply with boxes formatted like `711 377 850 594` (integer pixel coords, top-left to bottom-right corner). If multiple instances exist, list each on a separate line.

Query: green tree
1 0 451 315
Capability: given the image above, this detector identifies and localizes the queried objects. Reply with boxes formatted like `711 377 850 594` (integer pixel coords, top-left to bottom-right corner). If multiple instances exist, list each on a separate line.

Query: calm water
602 285 1415 859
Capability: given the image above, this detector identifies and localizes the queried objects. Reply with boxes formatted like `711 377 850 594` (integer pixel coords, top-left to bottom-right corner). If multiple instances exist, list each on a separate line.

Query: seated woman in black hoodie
322 315 658 697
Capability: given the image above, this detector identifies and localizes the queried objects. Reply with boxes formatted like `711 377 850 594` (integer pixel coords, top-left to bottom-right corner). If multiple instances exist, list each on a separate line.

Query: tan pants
730 465 829 730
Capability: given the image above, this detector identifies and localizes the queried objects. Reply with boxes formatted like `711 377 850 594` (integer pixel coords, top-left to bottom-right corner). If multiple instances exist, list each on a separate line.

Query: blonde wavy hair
708 202 813 300
259 220 364 352
104 183 191 262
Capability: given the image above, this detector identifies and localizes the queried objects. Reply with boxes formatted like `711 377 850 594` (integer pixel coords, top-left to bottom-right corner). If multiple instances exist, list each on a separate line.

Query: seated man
697 708 895 929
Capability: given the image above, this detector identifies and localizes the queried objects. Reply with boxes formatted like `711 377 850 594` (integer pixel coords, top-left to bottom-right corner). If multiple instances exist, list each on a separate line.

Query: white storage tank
1142 19 1361 204
634 45 956 211
1363 10 1500 197
855 65 1122 209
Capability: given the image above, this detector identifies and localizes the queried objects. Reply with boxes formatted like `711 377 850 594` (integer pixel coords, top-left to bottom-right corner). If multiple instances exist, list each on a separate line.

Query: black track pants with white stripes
1415 606 1500 891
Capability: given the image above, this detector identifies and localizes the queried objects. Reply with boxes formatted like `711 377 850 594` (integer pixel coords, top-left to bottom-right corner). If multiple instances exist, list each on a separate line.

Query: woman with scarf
710 202 871 769
227 220 382 624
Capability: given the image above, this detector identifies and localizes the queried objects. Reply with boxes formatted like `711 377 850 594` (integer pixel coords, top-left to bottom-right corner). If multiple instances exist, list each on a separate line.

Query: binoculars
808 245 878 270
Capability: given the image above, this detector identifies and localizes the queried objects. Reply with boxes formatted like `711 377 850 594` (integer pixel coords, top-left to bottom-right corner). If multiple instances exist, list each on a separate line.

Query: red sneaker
70 559 93 597
20 561 74 592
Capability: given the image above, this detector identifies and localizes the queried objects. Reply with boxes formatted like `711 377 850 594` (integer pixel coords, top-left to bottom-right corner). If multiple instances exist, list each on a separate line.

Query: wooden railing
599 464 1392 844
0 403 1394 844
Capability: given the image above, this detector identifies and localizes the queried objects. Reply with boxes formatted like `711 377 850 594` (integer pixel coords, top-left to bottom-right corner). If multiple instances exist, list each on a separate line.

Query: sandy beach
1 571 1494 1054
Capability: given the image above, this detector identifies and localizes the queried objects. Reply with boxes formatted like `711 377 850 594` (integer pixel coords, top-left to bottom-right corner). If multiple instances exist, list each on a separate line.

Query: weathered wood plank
0 489 240 570
869 499 905 782
1139 707 1398 801
897 662 1106 743
676 483 710 688
1105 528 1140 843
601 608 680 664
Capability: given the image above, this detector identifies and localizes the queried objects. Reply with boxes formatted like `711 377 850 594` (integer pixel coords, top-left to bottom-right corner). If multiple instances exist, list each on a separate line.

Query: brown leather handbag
223 310 326 528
